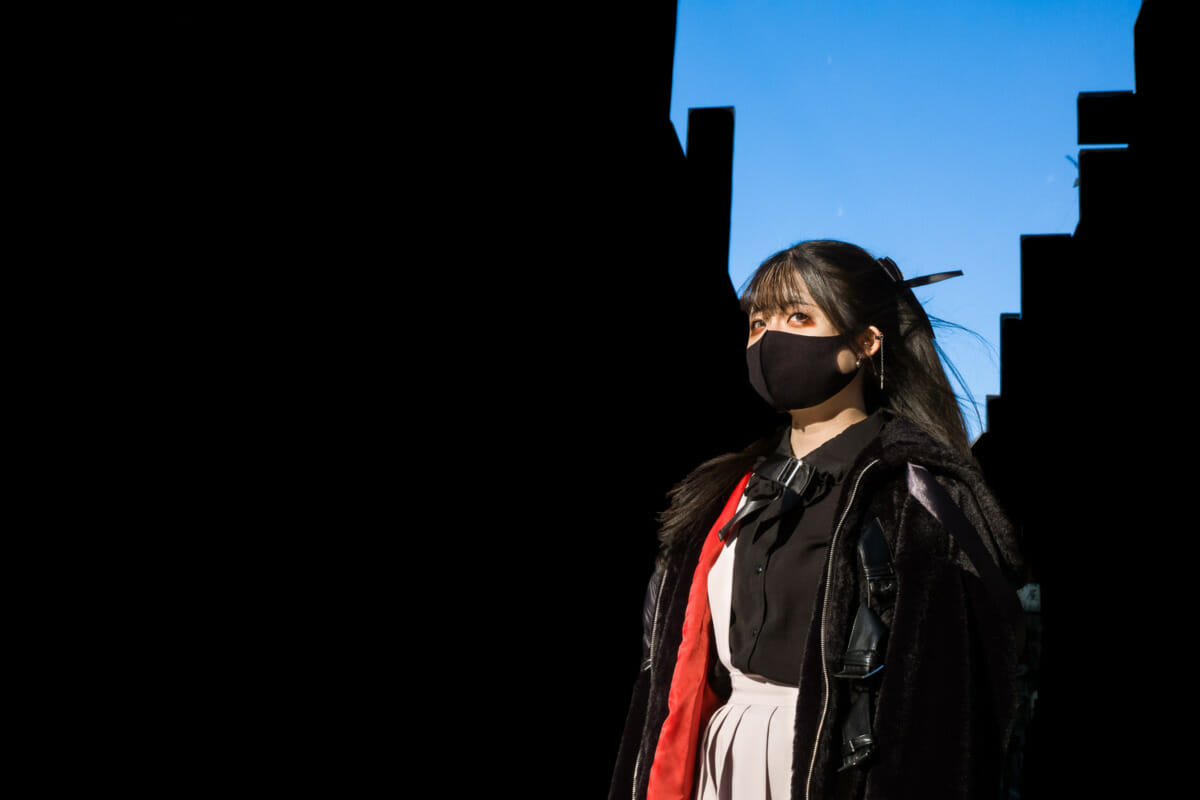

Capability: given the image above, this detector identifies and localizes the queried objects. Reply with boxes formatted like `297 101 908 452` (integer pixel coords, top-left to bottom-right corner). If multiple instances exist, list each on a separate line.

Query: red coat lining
646 472 752 800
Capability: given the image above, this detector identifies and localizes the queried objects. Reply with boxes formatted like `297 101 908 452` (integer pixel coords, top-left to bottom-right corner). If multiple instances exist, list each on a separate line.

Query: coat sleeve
608 565 664 800
641 563 665 668
862 486 1020 800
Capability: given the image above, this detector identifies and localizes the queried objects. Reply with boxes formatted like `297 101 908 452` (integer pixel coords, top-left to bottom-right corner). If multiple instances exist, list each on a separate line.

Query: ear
856 325 883 357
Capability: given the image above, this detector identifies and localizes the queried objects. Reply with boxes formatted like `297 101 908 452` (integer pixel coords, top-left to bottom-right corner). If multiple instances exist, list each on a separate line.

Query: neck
787 374 869 458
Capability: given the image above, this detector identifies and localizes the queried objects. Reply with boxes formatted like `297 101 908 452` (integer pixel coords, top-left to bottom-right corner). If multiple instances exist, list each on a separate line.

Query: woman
609 240 1024 800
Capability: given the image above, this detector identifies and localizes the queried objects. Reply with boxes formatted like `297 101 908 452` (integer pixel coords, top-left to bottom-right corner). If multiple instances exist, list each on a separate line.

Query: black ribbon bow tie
717 455 828 542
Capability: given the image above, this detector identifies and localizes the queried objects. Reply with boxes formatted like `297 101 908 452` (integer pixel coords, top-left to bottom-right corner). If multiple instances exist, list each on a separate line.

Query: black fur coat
609 413 1024 800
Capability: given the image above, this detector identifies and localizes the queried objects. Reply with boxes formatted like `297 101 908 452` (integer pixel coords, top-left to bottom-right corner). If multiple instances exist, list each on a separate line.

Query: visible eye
749 318 765 332
786 310 811 326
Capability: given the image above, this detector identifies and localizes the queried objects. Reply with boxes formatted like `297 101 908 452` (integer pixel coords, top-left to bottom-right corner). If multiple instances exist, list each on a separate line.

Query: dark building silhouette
111 5 761 792
973 2 1186 795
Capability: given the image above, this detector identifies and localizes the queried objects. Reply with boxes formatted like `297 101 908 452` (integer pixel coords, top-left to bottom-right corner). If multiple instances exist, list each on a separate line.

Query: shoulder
857 414 1024 584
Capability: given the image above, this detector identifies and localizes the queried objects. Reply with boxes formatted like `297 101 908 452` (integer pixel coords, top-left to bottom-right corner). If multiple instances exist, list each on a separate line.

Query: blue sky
669 0 1142 439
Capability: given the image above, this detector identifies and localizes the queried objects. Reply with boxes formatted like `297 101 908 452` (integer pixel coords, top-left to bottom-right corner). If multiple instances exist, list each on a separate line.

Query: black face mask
746 330 858 411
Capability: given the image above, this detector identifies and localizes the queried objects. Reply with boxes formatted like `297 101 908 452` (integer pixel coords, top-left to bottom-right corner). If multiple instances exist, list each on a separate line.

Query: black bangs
737 249 854 340
738 256 812 316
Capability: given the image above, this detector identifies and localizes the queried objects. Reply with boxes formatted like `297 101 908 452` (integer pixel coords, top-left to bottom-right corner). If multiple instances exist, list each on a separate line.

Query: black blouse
727 412 884 685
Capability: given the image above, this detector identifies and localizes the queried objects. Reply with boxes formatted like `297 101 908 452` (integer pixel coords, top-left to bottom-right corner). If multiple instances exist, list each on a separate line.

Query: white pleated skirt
695 534 800 800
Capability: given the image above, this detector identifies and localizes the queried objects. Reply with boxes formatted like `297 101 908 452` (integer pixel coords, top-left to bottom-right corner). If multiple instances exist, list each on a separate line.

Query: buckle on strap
757 454 815 496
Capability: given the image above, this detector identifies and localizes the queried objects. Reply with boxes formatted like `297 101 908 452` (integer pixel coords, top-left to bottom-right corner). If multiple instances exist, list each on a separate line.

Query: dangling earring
876 333 885 391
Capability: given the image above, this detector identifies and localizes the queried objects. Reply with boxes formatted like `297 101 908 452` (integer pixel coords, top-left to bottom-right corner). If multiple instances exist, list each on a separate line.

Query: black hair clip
876 257 963 339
